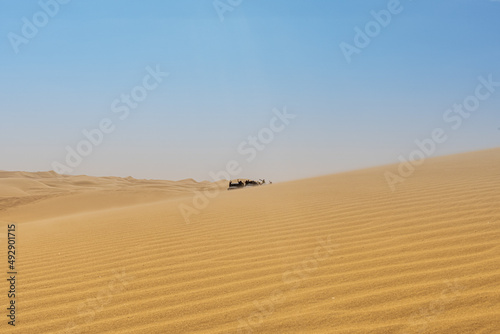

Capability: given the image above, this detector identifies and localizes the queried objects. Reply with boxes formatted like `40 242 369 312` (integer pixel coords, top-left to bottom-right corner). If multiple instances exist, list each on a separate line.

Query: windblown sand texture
1 148 499 333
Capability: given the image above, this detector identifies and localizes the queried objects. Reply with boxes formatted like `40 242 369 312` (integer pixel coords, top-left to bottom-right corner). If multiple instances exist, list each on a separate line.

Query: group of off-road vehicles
227 179 272 190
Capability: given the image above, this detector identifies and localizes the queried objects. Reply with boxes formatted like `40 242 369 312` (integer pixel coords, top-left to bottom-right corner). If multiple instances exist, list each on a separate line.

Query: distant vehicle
227 179 271 190
227 180 245 190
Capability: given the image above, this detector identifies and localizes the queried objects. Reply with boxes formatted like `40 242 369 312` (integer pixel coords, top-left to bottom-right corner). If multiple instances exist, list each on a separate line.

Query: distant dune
1 148 499 333
0 172 224 222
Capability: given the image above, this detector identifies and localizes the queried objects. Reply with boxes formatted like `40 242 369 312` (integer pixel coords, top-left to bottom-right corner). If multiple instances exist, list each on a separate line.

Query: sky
1 0 499 182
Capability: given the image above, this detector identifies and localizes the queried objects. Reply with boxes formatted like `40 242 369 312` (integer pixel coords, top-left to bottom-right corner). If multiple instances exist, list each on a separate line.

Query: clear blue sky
1 0 499 181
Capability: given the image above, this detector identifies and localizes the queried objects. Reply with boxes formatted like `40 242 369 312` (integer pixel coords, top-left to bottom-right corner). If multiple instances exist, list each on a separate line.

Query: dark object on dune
227 179 270 190
228 180 245 190
245 180 260 187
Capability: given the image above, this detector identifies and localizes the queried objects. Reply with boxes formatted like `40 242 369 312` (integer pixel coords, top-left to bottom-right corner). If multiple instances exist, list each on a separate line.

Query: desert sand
1 148 499 333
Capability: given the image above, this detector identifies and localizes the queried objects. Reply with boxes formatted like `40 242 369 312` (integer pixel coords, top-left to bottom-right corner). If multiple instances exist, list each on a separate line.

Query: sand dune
0 172 223 222
1 148 499 333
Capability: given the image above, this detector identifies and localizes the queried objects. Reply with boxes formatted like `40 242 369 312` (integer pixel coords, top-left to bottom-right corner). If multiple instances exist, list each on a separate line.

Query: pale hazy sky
1 0 499 182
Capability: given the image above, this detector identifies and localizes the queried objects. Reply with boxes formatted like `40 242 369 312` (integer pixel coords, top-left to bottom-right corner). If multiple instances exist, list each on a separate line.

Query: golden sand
1 148 499 333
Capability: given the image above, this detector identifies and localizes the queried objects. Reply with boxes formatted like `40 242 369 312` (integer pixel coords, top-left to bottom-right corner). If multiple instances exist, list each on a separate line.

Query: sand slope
1 148 499 333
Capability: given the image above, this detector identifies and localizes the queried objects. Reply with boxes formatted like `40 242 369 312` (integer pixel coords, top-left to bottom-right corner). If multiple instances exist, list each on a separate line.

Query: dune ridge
1 148 499 333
